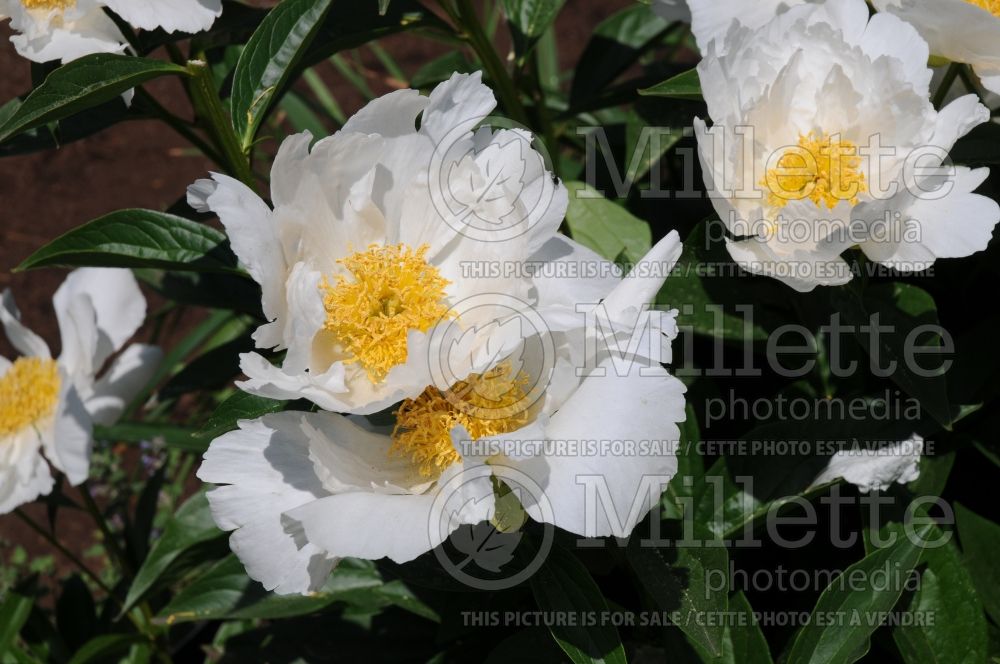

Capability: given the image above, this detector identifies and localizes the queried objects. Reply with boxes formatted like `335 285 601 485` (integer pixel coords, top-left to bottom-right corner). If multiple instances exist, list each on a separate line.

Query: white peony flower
653 0 803 53
188 72 568 416
694 0 1000 291
873 0 1000 96
813 434 923 492
196 233 687 594
0 268 161 513
0 0 222 64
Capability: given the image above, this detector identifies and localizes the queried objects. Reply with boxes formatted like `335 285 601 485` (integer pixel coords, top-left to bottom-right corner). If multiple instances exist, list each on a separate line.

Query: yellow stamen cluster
320 243 452 383
0 357 61 438
967 0 1000 17
21 0 75 10
762 132 867 210
391 361 533 477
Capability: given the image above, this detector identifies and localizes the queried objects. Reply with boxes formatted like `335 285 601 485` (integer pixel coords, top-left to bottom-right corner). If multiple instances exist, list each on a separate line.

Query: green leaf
691 592 773 664
123 491 223 614
303 0 448 67
786 524 932 664
0 54 187 144
156 556 382 623
66 635 145 664
639 68 702 100
16 209 238 274
93 422 211 453
198 391 287 439
486 628 571 664
278 90 328 136
956 503 1000 625
893 529 987 664
230 0 335 150
564 181 651 263
529 545 627 664
662 405 704 520
502 0 566 59
0 589 33 655
570 5 670 105
657 220 784 342
626 522 729 658
832 282 952 428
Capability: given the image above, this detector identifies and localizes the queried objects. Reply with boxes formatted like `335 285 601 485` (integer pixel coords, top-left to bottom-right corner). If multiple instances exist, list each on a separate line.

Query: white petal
0 443 53 514
725 239 853 293
813 435 923 492
85 344 162 426
601 231 682 322
342 89 429 138
286 460 494 564
523 362 687 538
0 290 50 359
197 414 336 594
190 174 287 349
9 3 126 63
103 0 222 33
528 235 623 319
419 72 497 146
54 268 146 372
866 167 999 271
43 385 93 485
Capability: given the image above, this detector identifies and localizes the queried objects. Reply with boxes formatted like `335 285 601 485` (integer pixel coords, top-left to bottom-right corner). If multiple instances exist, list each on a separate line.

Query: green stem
185 60 257 191
14 509 113 597
454 0 531 127
80 483 134 578
134 88 226 166
933 62 961 109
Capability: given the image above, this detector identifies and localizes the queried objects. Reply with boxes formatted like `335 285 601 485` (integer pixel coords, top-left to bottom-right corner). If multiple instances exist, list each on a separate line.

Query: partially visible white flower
653 0 805 52
0 268 161 513
188 72 567 416
197 233 687 594
873 0 1000 96
694 0 999 291
0 0 222 64
813 434 924 492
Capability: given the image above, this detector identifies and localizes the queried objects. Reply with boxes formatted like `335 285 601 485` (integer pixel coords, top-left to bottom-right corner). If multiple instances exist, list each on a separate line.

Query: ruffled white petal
0 290 50 359
287 459 494 564
42 384 93 486
54 267 146 376
520 361 686 538
197 414 336 594
6 1 126 64
85 344 162 426
189 174 288 349
102 0 222 34
813 434 923 492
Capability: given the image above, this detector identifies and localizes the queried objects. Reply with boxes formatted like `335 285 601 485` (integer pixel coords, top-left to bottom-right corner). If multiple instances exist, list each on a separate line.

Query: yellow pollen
0 357 61 438
391 361 533 477
762 132 867 210
967 0 1000 17
20 0 75 10
320 243 452 383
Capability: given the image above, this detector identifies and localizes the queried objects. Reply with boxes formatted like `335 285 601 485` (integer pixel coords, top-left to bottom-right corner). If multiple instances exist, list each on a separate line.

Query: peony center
0 357 61 438
320 243 452 383
762 132 867 210
391 361 533 477
967 0 1000 17
20 0 75 11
